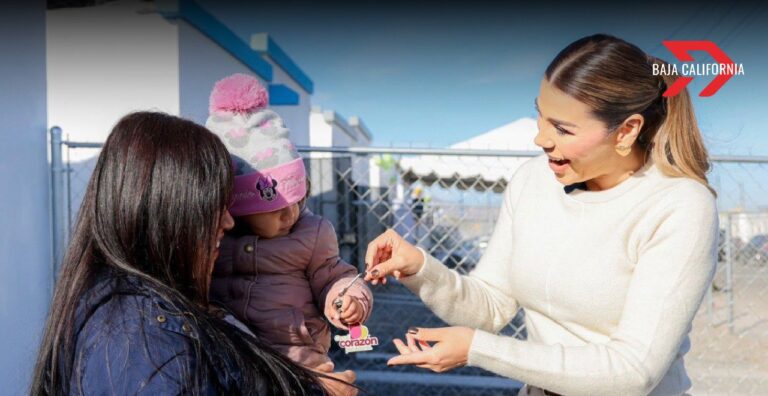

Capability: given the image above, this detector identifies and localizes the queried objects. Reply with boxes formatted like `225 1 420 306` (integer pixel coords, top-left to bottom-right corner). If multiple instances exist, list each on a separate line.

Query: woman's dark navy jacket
66 268 258 395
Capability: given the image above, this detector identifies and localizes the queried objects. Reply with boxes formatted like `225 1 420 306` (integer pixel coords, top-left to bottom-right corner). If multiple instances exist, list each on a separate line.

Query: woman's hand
314 363 358 396
387 326 475 373
364 229 425 285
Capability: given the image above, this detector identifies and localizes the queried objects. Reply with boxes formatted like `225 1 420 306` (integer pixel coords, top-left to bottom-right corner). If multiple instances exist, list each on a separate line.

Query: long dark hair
545 33 715 196
31 112 326 395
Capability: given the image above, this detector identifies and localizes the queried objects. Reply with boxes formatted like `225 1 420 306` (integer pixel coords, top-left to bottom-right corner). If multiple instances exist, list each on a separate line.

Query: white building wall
310 107 369 148
47 0 315 225
47 0 313 155
46 0 180 161
725 211 768 243
308 107 372 187
177 20 266 126
309 109 333 153
268 61 312 146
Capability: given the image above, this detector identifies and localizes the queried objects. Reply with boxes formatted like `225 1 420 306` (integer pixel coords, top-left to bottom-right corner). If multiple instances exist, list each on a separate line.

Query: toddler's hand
326 295 364 329
339 295 364 325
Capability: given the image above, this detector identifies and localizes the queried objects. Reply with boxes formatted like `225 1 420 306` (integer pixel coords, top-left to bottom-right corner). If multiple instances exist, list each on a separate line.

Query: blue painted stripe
178 0 273 81
354 370 521 389
265 36 314 94
268 84 300 105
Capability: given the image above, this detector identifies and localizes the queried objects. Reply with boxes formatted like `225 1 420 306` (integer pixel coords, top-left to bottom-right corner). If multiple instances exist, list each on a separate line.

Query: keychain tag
334 324 379 353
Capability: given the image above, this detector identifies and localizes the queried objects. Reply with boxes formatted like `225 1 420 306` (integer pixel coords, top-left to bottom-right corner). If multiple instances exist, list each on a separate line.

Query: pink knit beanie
205 73 307 216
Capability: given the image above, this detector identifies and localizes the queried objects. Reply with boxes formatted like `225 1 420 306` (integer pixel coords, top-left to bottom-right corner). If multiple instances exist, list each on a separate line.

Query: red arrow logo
661 40 737 97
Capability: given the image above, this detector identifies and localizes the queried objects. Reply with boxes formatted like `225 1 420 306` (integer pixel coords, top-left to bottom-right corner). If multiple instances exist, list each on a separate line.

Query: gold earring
616 145 632 157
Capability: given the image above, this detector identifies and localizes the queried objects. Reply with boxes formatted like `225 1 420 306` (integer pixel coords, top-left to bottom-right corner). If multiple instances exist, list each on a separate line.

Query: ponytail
650 58 717 197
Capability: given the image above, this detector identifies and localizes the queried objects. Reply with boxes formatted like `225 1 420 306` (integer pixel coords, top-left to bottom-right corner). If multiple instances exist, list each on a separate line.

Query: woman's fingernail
407 327 419 335
371 269 381 277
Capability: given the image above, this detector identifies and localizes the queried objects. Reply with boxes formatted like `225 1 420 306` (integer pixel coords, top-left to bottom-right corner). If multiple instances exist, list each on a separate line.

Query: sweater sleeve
399 179 521 333
467 184 719 396
307 218 373 327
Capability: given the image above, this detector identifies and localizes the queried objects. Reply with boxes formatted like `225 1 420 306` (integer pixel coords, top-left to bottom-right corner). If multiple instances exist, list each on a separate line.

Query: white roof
398 118 540 191
449 117 540 151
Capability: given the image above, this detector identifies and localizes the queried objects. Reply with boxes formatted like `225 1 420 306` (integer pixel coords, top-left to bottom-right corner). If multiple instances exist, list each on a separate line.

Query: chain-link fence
50 127 768 395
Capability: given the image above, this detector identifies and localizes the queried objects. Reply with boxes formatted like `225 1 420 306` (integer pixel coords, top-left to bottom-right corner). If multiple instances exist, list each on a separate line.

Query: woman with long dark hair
31 112 352 395
364 34 718 395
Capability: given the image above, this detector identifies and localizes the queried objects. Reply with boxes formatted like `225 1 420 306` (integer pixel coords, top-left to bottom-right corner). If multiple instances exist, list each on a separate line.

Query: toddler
206 74 373 370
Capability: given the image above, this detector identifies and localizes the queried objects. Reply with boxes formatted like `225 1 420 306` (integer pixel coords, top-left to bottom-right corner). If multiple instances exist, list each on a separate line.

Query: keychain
333 272 364 313
334 324 379 354
332 272 379 353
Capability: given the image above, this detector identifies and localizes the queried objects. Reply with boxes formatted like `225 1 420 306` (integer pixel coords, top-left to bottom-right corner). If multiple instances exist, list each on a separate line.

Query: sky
197 0 768 155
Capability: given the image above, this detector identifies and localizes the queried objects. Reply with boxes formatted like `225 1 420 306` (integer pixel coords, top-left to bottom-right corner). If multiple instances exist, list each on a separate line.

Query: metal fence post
724 212 734 334
49 126 64 289
706 277 713 325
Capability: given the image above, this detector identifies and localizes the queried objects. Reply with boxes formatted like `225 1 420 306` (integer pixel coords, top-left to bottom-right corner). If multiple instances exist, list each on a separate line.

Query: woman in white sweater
363 34 718 396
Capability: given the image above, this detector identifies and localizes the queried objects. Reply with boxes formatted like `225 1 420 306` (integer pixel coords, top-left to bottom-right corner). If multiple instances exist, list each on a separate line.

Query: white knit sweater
401 154 718 396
